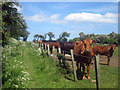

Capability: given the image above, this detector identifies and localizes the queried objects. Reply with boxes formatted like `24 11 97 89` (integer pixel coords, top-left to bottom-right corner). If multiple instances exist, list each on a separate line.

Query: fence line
43 44 115 65
43 43 92 59
40 43 100 89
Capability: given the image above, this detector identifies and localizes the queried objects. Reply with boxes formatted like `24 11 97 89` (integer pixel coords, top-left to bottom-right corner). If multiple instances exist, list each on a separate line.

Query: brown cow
46 42 61 54
38 40 42 47
93 44 116 65
60 42 75 55
74 38 95 80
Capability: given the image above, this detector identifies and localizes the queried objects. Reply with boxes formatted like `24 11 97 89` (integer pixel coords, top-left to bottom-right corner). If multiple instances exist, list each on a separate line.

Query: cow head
38 40 42 44
74 40 85 54
83 38 93 52
110 44 116 51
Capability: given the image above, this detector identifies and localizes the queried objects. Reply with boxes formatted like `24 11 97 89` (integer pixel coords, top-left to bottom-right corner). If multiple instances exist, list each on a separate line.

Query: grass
2 39 118 88
22 42 118 88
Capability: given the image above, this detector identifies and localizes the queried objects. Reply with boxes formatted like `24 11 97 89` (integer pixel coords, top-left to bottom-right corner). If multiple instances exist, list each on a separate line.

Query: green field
2 40 119 88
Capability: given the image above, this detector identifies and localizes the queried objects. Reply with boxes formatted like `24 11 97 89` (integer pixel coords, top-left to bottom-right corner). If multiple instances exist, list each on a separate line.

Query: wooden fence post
58 47 61 54
95 55 101 89
47 44 50 56
70 49 77 82
53 46 55 63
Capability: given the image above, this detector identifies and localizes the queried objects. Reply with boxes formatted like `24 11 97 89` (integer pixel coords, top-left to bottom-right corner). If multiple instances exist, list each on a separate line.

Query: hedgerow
2 38 30 88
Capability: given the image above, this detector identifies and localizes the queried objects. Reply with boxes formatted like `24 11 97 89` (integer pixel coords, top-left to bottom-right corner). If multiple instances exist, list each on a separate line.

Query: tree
34 34 39 42
58 32 70 42
108 32 117 38
79 32 86 40
1 1 29 46
44 34 47 40
47 32 55 40
20 30 30 41
39 35 44 40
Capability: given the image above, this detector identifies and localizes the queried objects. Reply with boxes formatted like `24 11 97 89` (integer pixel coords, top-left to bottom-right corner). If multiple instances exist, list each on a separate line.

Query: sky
17 2 118 41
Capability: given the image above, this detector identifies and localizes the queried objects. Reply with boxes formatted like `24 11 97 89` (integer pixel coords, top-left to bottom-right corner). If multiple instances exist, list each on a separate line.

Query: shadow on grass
64 76 74 82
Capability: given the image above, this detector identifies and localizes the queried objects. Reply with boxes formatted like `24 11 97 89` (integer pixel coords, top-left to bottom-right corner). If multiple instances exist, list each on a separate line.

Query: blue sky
18 2 118 41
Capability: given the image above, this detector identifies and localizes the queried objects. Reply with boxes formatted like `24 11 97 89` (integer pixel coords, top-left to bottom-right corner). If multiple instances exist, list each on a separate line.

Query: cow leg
82 63 86 79
50 48 52 54
107 56 110 66
87 64 91 79
62 51 65 56
80 63 82 73
76 62 79 70
92 57 95 64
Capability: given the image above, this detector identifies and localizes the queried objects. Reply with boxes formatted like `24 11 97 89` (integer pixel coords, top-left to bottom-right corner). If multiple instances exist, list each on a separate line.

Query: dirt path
99 55 118 67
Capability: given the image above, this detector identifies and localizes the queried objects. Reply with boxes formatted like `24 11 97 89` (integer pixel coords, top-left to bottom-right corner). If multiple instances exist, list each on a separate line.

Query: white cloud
25 14 47 22
49 14 60 20
25 14 61 22
64 12 117 23
25 12 117 24
25 13 67 24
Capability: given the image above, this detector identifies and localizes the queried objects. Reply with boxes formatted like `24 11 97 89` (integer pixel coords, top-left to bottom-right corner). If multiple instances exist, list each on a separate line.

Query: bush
57 54 72 75
103 38 118 45
2 38 30 88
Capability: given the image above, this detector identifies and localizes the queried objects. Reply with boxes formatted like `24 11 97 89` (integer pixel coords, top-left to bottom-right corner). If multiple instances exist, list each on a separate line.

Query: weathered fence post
58 47 61 54
45 43 46 50
58 47 62 63
53 46 55 63
47 44 50 56
70 49 77 82
95 55 101 89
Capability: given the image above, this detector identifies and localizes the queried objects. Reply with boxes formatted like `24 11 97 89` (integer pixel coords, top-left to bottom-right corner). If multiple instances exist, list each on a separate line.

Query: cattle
42 41 61 54
93 44 116 65
38 40 42 47
47 42 61 54
60 42 75 55
73 38 95 80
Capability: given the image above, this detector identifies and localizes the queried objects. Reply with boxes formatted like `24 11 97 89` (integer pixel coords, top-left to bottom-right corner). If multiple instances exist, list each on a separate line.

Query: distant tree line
33 32 70 42
34 31 119 46
1 1 30 46
69 32 120 46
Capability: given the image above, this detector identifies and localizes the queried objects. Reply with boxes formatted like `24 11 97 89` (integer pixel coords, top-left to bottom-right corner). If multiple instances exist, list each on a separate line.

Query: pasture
2 39 119 88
